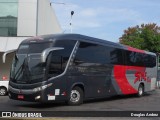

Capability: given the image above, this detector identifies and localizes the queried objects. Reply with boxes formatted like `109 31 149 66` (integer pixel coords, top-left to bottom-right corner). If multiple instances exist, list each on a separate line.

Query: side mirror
2 49 17 63
41 47 64 63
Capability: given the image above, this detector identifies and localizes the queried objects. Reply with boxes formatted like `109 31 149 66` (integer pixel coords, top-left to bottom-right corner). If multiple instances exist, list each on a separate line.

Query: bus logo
134 71 151 84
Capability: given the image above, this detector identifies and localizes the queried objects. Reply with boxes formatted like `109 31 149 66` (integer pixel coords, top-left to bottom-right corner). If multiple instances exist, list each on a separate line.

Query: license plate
18 95 24 99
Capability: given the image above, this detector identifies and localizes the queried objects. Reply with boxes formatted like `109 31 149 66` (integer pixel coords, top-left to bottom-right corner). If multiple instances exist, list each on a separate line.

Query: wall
0 37 28 52
17 0 37 36
37 0 62 35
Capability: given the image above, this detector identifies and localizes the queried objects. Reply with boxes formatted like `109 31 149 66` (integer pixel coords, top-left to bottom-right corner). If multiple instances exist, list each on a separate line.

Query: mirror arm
2 49 17 63
41 47 64 63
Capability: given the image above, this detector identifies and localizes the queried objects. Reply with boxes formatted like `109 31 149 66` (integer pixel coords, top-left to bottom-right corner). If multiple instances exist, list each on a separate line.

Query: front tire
137 84 144 97
67 87 83 105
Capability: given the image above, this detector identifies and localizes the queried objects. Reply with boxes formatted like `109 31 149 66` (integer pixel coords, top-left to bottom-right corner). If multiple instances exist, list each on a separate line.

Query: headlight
41 85 48 90
33 83 52 92
33 87 41 92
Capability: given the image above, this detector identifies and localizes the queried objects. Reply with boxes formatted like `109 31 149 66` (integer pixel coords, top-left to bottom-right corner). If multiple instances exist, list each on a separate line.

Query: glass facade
0 0 18 36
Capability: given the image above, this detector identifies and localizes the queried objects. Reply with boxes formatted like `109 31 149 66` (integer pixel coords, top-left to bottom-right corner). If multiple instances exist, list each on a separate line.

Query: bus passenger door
45 51 67 99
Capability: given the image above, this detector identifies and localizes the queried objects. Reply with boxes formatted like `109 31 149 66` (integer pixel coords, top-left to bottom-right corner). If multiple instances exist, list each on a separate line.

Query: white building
0 0 62 81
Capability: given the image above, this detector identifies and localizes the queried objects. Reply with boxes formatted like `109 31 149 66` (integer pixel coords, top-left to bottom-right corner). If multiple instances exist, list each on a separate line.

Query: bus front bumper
8 86 67 102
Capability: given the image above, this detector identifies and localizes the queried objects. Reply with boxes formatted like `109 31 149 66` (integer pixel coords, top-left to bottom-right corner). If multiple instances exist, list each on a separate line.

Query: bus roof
22 34 156 56
23 34 123 48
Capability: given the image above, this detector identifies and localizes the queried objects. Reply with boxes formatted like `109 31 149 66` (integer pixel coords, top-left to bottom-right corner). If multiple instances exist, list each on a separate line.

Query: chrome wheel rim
70 90 80 103
139 87 143 96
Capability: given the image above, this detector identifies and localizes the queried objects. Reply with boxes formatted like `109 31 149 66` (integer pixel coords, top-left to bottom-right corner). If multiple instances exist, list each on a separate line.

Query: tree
119 23 160 53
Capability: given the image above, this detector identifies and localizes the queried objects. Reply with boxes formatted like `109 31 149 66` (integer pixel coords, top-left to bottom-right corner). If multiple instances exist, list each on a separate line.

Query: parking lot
0 89 160 112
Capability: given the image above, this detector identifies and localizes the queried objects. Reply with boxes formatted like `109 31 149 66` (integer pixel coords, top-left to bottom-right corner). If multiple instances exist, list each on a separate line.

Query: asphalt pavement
0 89 160 119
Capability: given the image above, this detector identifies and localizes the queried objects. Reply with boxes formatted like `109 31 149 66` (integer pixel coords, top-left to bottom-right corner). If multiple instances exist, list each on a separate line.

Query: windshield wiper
13 58 25 80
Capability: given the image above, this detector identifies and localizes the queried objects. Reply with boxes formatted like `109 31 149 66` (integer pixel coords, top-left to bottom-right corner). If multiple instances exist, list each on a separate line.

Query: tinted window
47 40 76 78
29 42 53 53
74 42 124 65
17 42 53 54
74 42 156 68
74 42 107 64
17 45 29 54
0 0 18 36
109 48 124 65
125 50 156 67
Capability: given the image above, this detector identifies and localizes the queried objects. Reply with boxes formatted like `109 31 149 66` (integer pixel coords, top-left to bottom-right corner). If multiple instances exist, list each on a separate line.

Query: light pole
70 11 74 33
50 2 66 5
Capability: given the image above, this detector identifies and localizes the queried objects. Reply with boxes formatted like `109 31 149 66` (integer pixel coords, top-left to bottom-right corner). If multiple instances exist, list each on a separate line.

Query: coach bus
4 34 157 105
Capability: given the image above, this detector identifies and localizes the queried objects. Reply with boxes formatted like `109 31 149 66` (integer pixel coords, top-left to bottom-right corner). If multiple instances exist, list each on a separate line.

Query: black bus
5 34 157 105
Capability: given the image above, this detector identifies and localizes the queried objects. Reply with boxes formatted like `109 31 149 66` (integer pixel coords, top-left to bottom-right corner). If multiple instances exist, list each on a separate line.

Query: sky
50 0 160 42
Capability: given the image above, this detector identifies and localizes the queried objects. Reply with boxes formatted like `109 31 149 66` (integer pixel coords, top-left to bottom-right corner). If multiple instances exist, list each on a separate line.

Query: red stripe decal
127 46 145 53
114 65 145 95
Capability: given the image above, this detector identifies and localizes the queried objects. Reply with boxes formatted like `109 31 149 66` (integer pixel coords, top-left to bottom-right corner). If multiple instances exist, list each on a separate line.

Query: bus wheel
67 87 83 105
137 84 144 97
0 87 7 96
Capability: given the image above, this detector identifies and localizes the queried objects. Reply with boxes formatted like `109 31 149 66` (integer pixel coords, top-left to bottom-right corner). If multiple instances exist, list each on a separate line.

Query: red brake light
2 76 7 80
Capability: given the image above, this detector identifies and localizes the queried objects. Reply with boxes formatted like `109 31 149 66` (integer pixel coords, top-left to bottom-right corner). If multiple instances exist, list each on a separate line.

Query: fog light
35 95 41 100
8 93 11 97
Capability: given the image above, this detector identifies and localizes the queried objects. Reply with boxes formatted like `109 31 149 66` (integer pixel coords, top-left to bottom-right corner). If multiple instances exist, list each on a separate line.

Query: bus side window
73 42 107 65
47 40 76 78
49 55 63 75
124 50 156 67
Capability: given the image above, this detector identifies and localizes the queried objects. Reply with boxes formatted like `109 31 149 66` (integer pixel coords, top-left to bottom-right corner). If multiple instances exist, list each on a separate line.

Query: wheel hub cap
70 90 80 103
0 89 6 95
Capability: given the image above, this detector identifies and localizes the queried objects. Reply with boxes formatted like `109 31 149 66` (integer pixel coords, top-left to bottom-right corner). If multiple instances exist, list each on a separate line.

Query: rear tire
137 84 144 97
0 87 7 96
67 87 83 105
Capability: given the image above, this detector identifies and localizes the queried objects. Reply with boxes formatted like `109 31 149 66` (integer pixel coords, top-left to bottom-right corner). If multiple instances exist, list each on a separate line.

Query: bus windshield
10 40 76 84
10 42 53 84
